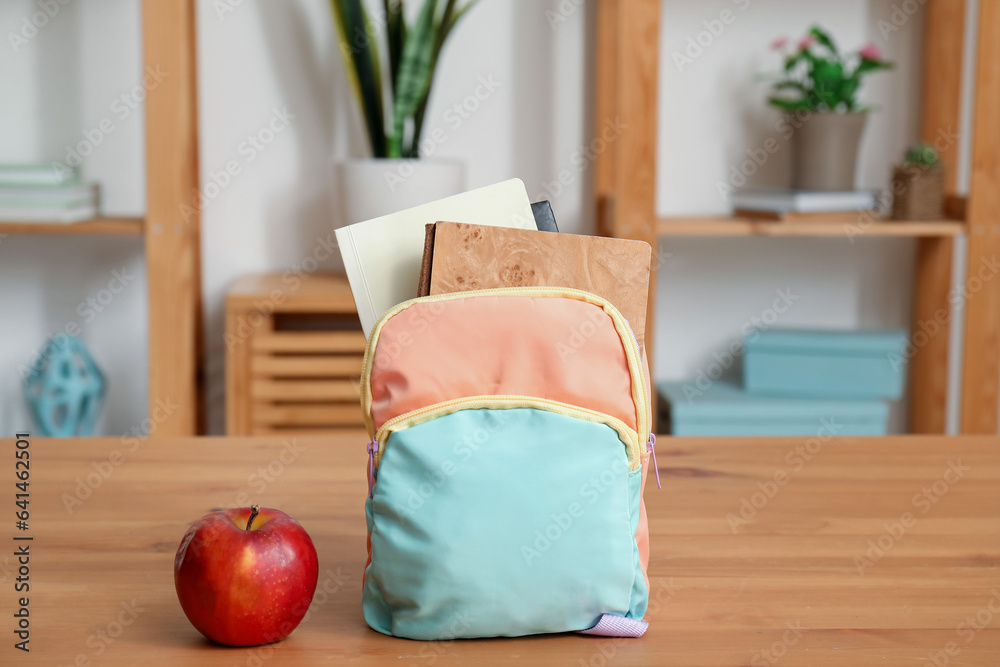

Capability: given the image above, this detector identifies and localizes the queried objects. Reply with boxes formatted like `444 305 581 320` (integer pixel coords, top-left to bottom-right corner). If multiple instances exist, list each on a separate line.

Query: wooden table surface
2 435 998 666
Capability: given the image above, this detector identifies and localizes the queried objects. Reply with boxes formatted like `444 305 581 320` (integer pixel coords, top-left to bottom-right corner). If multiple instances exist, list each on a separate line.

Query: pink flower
797 35 815 50
859 42 883 60
770 36 788 50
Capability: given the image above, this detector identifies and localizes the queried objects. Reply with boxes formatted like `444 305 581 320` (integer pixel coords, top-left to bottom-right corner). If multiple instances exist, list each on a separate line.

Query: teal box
744 329 909 400
659 381 889 436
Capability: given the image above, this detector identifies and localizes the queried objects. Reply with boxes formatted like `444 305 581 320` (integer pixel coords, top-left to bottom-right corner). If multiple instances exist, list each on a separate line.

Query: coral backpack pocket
360 288 655 639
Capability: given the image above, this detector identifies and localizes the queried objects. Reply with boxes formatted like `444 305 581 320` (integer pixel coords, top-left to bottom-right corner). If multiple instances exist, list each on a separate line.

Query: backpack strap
579 614 648 637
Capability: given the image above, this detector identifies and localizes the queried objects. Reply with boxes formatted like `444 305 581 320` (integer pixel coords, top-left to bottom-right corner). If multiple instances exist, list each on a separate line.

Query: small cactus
903 143 939 167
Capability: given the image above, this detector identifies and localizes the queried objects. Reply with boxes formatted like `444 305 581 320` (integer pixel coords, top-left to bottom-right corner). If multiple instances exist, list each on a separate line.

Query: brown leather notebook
424 222 652 346
417 223 437 297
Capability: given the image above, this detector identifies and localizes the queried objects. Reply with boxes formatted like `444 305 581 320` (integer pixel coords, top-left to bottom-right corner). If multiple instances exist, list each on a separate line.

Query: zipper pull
366 438 379 498
647 434 661 489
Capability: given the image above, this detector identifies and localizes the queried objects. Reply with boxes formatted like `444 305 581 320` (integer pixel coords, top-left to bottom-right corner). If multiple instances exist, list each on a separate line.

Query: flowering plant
766 26 893 113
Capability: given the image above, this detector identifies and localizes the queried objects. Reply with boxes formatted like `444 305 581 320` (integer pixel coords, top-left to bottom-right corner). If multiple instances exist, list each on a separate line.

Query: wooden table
3 435 998 666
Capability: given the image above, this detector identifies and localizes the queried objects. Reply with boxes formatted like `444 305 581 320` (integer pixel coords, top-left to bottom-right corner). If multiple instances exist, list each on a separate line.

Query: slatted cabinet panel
226 274 367 435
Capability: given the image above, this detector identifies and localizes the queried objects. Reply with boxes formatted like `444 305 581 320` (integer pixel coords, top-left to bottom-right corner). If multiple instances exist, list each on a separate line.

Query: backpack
360 287 657 639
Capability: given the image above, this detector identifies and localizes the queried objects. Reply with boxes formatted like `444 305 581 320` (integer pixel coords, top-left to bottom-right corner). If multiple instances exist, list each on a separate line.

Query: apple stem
246 505 261 531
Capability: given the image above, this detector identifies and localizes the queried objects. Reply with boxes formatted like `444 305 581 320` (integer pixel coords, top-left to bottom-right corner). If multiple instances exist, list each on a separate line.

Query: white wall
0 0 147 437
0 0 967 436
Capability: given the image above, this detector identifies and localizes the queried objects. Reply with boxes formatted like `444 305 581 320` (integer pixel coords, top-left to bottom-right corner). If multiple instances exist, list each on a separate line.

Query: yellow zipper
360 287 649 446
373 395 641 471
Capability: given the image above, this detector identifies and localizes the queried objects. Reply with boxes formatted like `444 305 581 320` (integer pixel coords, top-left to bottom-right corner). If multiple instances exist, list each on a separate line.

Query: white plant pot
337 158 466 224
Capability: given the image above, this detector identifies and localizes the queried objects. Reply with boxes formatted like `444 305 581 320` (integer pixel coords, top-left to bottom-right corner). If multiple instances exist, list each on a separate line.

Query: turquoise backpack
359 288 657 639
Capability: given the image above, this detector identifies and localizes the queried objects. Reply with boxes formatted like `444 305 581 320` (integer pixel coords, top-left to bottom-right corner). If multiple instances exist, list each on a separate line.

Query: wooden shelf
657 216 966 237
0 217 144 236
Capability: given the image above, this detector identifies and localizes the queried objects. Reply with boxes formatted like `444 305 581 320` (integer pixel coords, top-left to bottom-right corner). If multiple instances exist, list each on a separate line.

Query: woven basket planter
891 164 944 220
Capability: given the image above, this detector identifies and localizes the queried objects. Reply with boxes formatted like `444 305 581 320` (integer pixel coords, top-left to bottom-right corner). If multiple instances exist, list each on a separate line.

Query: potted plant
891 143 944 220
765 27 894 191
331 0 477 223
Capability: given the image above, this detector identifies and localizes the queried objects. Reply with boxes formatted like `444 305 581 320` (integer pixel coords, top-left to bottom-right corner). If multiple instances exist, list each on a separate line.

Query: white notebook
732 187 876 213
0 204 98 223
336 178 535 336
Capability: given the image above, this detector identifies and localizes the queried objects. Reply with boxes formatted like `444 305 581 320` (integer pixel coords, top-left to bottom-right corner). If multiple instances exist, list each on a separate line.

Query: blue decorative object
23 335 106 437
658 381 890 437
744 329 909 400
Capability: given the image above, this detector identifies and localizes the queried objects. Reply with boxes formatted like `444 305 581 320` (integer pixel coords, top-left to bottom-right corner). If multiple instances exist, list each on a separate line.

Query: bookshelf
594 0 999 435
5 1 203 434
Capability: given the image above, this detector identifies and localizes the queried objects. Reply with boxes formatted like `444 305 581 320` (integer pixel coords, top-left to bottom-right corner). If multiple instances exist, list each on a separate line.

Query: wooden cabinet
226 273 367 435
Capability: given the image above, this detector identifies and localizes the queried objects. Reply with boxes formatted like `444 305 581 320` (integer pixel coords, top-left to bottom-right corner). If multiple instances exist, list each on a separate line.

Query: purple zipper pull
366 438 379 498
647 433 661 489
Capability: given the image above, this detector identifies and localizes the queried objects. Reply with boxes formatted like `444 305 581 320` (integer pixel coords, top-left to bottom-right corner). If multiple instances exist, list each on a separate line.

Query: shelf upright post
594 0 662 428
143 0 204 435
960 1 1000 433
910 0 966 433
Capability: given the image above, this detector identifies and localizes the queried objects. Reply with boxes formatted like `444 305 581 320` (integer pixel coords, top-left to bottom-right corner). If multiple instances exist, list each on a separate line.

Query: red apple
174 505 319 646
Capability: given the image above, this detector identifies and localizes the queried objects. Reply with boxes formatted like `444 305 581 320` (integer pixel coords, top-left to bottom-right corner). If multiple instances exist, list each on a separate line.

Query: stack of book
659 328 909 437
0 164 100 223
335 179 651 339
732 187 877 223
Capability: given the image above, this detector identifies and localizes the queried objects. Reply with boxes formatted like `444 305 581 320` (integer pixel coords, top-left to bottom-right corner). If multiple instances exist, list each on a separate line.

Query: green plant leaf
772 80 806 91
384 0 405 96
839 58 893 110
330 1 362 108
405 0 456 156
409 0 478 156
768 96 814 112
854 58 894 75
389 0 439 157
438 0 473 47
783 51 804 72
809 26 838 54
810 59 844 109
333 0 387 157
840 77 860 109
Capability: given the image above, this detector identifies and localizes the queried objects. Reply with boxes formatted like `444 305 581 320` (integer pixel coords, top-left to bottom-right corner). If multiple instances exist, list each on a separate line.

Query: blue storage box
658 381 890 436
744 329 909 400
